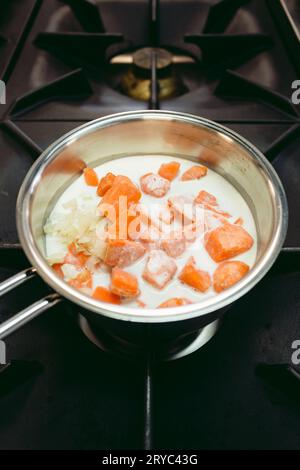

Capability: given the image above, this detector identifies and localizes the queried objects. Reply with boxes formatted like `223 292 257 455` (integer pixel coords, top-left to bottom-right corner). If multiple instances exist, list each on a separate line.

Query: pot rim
16 110 288 323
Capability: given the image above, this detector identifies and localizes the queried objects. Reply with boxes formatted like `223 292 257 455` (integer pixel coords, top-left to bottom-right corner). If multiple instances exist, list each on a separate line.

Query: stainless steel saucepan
0 111 288 355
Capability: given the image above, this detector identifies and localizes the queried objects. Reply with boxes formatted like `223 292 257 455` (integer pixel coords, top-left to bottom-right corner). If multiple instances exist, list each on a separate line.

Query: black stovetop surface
0 0 300 450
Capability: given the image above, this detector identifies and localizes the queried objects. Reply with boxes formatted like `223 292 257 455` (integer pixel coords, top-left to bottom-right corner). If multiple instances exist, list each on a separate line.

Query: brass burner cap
121 47 186 101
132 47 173 76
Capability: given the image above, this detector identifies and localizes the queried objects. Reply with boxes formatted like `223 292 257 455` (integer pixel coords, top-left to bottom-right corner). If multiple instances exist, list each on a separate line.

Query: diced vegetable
213 261 249 292
97 172 116 197
111 267 140 298
52 263 64 278
234 217 244 225
181 165 207 181
158 161 180 181
194 190 230 219
140 173 170 197
205 223 253 262
142 249 177 289
68 269 93 289
204 206 231 219
194 190 218 206
161 231 186 258
179 256 211 292
99 175 141 221
83 167 99 187
92 286 120 304
158 298 192 308
104 239 146 267
64 242 89 267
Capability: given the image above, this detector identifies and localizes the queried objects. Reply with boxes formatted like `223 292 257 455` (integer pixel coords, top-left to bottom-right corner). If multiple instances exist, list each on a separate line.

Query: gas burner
119 47 187 101
78 315 220 361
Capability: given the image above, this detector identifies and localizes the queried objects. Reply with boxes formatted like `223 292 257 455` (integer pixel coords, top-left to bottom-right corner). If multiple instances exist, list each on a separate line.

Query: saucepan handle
0 267 37 296
0 268 62 340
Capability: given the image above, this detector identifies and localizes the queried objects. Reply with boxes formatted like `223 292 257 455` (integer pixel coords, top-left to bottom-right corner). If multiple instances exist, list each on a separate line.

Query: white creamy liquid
45 155 257 308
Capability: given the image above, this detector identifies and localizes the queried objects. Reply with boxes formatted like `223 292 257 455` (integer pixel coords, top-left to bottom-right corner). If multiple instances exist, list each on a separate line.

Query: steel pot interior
16 111 288 323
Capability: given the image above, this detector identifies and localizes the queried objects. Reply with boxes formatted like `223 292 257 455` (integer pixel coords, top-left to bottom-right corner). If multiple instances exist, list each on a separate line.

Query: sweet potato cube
83 167 99 187
194 190 218 206
234 217 244 226
158 298 192 308
142 250 177 289
104 239 146 267
97 172 115 196
158 161 180 181
205 223 253 262
64 242 89 267
52 263 64 278
161 232 186 258
92 286 120 304
195 191 230 219
213 261 249 293
99 175 141 220
111 267 140 298
68 269 92 289
140 173 170 198
181 165 207 181
178 256 211 293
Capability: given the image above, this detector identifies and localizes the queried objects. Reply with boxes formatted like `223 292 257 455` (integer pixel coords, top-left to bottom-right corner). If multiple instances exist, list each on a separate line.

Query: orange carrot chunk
99 175 141 221
234 217 244 226
140 173 170 198
92 286 120 304
111 267 140 298
97 172 116 197
181 165 207 181
52 263 63 278
104 239 146 268
158 298 192 308
142 250 177 289
194 190 218 206
213 261 249 293
158 161 180 181
83 167 99 187
205 223 253 262
204 206 231 219
194 190 230 220
64 242 89 267
68 269 92 289
178 256 211 293
161 231 186 258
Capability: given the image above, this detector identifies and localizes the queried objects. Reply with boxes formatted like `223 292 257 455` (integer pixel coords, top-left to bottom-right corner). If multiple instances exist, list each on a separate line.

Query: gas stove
0 0 300 450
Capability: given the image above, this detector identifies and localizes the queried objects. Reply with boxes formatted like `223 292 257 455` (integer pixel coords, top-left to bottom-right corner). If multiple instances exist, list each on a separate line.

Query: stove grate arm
215 69 299 119
59 0 105 33
203 0 251 34
8 68 92 118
